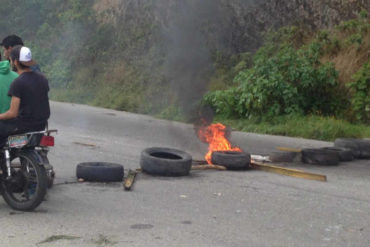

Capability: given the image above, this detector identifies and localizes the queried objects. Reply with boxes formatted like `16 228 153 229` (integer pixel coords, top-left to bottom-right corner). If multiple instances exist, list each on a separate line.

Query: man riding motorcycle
0 46 53 211
0 45 50 140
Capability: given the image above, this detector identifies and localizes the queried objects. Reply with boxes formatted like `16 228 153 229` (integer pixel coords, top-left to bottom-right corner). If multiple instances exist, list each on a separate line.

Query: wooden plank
191 165 227 171
73 142 96 147
276 146 302 153
124 169 138 191
251 161 327 182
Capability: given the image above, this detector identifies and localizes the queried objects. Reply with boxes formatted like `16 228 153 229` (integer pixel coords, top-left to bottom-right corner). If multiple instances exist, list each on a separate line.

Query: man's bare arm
0 96 20 120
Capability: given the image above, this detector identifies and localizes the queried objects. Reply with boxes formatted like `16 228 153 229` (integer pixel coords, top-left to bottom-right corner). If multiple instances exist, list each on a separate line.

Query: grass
215 114 370 141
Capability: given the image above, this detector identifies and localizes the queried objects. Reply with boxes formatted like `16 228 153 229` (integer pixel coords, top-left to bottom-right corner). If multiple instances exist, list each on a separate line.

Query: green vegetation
1 0 168 114
347 62 370 124
205 41 342 118
218 115 370 141
205 12 370 140
0 2 368 140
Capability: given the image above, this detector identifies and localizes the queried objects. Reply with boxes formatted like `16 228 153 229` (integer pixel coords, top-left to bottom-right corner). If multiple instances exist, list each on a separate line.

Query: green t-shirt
0 61 18 113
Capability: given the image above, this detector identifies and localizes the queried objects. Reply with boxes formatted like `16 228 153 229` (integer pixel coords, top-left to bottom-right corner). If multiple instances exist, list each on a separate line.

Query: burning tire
211 151 251 170
301 149 339 166
140 147 192 176
321 147 354 162
76 162 124 182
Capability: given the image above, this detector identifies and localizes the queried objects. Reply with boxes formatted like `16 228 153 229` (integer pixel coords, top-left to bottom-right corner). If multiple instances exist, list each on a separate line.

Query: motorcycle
0 127 56 211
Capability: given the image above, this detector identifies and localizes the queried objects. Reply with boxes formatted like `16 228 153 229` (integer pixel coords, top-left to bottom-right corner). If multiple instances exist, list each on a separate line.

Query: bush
205 42 342 118
203 88 240 117
337 10 369 35
347 62 370 124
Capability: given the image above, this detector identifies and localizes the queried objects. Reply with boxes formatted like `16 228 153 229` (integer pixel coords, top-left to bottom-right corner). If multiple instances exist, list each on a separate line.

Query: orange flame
197 123 241 164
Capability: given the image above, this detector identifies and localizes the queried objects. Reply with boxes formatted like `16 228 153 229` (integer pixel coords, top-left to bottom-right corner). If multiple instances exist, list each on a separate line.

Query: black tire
211 151 251 170
76 162 124 182
357 139 370 159
1 152 48 211
334 138 361 158
321 147 354 162
269 151 297 163
140 147 192 176
334 138 370 159
301 148 339 166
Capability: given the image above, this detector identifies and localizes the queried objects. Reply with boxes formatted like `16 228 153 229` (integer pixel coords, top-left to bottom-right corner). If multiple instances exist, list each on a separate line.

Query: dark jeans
0 119 19 139
0 119 19 148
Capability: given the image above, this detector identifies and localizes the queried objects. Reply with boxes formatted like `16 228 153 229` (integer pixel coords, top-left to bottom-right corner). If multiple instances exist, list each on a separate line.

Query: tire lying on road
76 162 124 182
211 151 251 170
269 151 298 163
334 138 361 158
321 147 354 162
357 139 370 159
140 147 192 176
301 148 339 166
334 138 370 159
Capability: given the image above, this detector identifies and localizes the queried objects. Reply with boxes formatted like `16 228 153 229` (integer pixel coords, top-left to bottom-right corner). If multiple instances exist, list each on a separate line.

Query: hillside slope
0 0 368 120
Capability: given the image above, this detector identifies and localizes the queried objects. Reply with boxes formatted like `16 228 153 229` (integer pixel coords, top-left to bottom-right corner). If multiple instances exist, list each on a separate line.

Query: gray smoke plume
161 0 233 120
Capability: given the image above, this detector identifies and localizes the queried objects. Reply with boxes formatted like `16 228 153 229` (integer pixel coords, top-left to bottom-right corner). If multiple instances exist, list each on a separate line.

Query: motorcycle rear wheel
1 152 47 211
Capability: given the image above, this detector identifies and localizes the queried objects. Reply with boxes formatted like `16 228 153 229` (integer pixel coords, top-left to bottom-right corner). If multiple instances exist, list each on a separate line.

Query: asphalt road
1 101 369 247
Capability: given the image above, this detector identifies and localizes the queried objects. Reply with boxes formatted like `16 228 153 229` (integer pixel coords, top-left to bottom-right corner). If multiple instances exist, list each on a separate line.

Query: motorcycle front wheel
1 152 47 211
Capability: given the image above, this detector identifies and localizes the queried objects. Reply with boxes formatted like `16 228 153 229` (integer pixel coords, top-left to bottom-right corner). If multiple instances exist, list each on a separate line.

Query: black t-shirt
8 71 50 129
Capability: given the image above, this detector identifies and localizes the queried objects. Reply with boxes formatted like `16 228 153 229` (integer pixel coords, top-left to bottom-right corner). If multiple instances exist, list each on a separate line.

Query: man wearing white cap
0 45 50 139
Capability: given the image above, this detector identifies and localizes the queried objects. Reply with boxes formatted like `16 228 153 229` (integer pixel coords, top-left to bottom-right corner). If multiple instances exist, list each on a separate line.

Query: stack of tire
302 138 370 166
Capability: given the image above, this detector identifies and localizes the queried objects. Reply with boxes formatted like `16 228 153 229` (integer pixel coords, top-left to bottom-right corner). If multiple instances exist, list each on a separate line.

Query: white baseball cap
19 46 36 66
